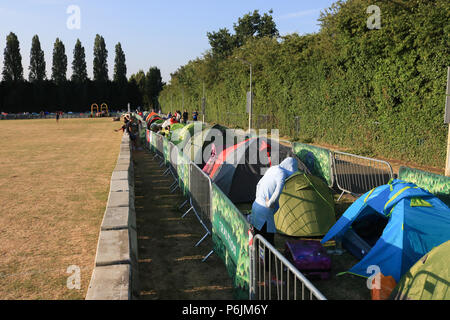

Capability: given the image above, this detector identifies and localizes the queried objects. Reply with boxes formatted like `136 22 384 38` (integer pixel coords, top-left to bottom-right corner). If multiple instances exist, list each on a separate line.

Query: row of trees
160 1 450 168
2 33 123 84
0 33 163 112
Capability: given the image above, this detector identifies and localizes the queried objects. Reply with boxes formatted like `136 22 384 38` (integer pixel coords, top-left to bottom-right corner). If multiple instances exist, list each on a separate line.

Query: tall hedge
160 0 450 168
0 80 142 113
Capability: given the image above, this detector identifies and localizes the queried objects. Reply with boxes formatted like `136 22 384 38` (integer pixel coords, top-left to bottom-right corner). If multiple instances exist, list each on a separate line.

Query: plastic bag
371 273 397 300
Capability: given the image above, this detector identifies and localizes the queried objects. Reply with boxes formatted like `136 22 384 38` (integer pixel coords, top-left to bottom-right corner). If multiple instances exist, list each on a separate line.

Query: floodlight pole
236 57 253 132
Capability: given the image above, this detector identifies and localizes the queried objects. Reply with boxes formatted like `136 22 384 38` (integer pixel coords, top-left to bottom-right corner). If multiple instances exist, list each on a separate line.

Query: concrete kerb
85 264 131 300
86 132 138 300
95 229 132 266
101 206 136 231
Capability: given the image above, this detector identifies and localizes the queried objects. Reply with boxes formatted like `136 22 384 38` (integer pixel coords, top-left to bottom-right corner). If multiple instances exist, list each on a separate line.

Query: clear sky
0 0 336 83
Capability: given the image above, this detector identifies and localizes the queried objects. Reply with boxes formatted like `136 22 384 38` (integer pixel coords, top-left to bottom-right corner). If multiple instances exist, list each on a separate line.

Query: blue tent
321 179 450 282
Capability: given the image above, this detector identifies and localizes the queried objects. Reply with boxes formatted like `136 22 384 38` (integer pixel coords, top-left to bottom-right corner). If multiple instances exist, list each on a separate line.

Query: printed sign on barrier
211 184 250 299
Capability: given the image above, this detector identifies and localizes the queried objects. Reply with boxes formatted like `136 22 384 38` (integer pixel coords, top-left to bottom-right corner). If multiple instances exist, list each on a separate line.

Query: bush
160 0 449 168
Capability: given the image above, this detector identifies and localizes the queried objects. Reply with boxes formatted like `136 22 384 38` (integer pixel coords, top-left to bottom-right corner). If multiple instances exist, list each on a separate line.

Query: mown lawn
0 118 122 299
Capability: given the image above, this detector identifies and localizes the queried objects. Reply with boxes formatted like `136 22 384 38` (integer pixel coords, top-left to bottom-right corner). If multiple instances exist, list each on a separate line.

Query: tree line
0 33 164 113
160 1 450 168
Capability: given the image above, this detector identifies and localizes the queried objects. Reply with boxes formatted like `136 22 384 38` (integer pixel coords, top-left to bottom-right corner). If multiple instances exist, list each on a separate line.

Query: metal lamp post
236 57 253 132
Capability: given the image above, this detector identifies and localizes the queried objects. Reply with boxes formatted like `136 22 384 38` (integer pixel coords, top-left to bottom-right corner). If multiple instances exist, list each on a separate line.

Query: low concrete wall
86 132 139 300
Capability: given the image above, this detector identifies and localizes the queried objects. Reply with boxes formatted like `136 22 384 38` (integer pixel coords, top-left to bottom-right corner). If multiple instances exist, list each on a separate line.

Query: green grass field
0 118 122 299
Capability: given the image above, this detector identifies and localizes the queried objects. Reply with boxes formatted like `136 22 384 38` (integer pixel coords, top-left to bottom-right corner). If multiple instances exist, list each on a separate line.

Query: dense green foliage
129 67 165 111
113 43 127 85
71 39 88 83
29 35 46 82
93 34 109 82
51 38 68 85
160 0 450 168
2 32 24 82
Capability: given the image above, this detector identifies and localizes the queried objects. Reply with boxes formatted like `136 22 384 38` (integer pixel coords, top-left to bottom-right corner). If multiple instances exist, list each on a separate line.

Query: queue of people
164 109 200 124
115 113 138 149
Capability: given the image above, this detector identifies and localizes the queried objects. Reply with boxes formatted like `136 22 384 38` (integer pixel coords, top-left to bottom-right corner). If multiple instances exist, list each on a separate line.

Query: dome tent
145 111 158 122
391 240 450 300
183 124 229 168
170 123 185 131
208 137 293 204
321 179 450 282
146 113 162 127
274 172 336 237
171 122 206 149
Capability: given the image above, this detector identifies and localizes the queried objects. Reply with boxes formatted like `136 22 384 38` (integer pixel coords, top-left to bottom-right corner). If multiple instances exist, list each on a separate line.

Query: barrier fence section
250 235 326 300
332 151 393 199
156 134 164 160
292 142 334 187
211 183 251 300
167 141 179 193
177 148 190 197
398 166 450 206
189 163 212 226
186 162 213 247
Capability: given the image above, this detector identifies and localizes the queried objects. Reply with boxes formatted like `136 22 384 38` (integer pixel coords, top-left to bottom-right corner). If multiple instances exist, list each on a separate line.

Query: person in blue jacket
250 157 298 246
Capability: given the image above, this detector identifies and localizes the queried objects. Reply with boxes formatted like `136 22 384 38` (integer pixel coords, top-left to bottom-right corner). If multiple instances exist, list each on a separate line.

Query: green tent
274 172 336 237
183 124 228 164
171 122 205 148
391 240 450 300
170 123 185 132
163 123 185 140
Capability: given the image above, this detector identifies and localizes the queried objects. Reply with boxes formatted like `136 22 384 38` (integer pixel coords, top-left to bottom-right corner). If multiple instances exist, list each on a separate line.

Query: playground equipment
91 103 109 117
101 103 109 117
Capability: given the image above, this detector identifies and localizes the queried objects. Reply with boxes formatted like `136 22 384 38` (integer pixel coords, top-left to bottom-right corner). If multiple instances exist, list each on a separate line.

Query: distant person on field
193 110 198 121
56 111 60 122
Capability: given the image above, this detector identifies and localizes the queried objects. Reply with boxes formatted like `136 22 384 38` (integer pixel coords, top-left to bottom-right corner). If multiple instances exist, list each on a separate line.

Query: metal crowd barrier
184 163 212 248
167 142 179 193
154 133 165 163
332 150 394 200
250 234 326 300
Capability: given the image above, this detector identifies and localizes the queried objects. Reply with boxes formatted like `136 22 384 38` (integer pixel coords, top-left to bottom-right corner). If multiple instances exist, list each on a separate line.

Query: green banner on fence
177 150 190 197
211 184 250 300
398 166 450 206
163 138 170 164
292 142 333 187
149 131 156 151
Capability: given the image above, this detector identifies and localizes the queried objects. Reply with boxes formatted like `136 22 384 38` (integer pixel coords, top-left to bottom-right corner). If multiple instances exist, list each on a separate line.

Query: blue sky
0 0 336 83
